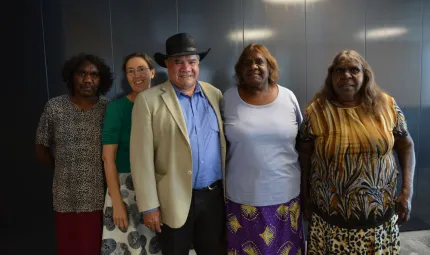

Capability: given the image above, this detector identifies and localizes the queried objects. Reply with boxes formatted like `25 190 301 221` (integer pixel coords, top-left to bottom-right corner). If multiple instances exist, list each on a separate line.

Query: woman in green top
101 53 161 255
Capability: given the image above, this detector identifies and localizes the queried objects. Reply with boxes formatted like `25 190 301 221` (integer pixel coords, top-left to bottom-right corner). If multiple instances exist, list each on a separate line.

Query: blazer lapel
160 81 190 144
200 82 222 131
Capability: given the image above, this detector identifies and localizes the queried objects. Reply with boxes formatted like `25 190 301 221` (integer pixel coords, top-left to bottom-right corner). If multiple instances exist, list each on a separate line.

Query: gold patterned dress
300 94 408 254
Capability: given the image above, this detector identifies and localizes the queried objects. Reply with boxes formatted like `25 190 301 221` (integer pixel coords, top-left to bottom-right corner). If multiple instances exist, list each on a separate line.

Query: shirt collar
171 81 204 98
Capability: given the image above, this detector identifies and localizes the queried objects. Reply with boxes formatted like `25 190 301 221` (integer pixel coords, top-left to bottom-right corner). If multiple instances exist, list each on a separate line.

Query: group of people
35 32 415 255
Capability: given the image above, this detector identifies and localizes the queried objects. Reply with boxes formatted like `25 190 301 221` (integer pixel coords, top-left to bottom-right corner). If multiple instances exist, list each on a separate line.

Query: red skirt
56 211 103 255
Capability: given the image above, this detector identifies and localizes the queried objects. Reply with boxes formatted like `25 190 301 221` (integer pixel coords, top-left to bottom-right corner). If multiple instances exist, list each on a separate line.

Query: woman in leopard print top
35 53 113 255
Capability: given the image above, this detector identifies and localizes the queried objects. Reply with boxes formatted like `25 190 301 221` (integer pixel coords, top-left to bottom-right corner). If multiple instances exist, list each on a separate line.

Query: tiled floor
401 230 430 254
189 230 430 254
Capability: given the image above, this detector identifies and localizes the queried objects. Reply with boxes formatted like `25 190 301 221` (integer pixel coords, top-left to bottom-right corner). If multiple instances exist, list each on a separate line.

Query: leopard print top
36 95 109 212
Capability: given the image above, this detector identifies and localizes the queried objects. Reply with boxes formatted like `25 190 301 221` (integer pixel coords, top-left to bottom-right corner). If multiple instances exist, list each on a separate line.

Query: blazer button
187 171 192 175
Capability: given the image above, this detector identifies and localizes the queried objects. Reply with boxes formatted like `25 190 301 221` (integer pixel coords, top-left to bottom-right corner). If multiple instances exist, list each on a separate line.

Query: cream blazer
130 80 226 228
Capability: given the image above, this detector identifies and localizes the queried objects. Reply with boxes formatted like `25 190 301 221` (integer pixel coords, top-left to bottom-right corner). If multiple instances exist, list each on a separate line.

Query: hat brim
154 48 211 68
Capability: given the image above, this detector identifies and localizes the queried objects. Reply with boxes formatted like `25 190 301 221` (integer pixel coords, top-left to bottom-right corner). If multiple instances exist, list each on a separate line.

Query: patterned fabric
35 95 109 212
101 173 161 255
226 196 305 255
307 213 400 255
299 94 408 228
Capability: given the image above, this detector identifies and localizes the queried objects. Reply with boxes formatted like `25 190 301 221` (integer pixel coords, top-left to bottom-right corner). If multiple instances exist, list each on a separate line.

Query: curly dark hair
62 53 114 95
311 49 386 115
122 52 156 73
234 44 279 86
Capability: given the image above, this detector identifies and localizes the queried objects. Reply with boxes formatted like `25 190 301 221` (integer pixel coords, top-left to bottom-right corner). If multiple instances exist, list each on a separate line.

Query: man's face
165 55 199 91
73 61 101 98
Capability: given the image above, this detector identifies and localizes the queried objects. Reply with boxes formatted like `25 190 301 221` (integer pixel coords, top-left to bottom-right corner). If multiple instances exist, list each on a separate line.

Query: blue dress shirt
172 82 222 189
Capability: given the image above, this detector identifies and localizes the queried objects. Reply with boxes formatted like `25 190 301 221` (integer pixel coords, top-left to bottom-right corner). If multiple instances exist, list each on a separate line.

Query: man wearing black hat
130 33 226 255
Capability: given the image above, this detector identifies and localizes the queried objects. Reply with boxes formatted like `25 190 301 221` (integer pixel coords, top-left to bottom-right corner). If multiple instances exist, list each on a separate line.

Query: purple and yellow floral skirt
226 196 305 255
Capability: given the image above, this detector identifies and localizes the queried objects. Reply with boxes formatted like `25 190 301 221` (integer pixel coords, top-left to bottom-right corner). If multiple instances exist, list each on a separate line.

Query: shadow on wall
153 71 169 86
211 70 235 93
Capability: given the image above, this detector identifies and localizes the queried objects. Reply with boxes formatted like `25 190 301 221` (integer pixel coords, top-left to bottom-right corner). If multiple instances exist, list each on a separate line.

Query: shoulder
47 95 67 105
44 95 68 112
106 96 127 111
99 96 110 105
108 96 127 105
277 85 298 103
223 86 237 99
378 92 401 117
199 81 221 94
305 98 326 115
135 82 166 108
142 82 166 98
380 92 395 105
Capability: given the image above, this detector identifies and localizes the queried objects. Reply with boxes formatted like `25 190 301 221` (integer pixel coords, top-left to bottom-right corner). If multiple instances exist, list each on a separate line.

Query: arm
130 93 161 232
298 139 314 221
297 109 314 221
391 100 416 225
393 134 416 225
35 144 54 169
103 144 129 229
394 135 415 195
35 101 54 169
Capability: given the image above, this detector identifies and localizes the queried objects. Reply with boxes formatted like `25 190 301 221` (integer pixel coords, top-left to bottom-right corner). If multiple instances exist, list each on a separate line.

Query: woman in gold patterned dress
299 50 416 254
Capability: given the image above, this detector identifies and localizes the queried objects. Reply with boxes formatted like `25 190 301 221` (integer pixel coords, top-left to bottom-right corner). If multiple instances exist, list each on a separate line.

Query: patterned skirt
226 196 305 255
307 213 400 255
101 173 162 255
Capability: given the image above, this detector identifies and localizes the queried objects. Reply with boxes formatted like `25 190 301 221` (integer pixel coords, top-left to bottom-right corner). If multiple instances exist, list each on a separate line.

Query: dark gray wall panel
419 0 430 169
110 0 177 97
6 5 430 255
365 0 424 231
415 0 430 229
306 0 366 104
177 0 243 92
5 0 54 254
42 0 115 99
243 0 307 108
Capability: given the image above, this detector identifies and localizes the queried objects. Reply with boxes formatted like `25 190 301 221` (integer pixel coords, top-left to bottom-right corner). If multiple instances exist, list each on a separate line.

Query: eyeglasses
125 66 150 76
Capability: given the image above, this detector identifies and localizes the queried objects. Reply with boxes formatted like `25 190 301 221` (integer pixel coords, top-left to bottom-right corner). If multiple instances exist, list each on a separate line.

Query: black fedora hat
154 33 211 68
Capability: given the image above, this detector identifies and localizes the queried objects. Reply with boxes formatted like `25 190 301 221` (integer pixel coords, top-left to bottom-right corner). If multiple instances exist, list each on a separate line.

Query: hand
113 202 129 231
395 189 412 226
144 209 162 233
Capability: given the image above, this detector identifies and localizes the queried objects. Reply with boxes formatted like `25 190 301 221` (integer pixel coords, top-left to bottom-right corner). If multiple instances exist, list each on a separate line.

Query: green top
102 96 134 173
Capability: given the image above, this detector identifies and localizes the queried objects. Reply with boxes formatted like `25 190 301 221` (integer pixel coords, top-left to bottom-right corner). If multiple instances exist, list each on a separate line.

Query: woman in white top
222 44 305 255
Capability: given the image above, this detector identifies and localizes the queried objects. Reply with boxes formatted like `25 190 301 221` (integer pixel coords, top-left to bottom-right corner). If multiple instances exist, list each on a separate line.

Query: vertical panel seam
176 0 179 32
241 0 244 48
305 0 307 104
417 0 424 173
364 0 367 58
40 0 50 100
108 0 116 98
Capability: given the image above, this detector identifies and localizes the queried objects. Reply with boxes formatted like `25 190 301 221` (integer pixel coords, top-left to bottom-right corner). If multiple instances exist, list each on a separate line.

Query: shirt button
201 161 204 163
187 171 192 175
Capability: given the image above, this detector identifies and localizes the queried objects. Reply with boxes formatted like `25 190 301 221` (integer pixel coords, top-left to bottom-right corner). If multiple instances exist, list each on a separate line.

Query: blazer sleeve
130 93 160 212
